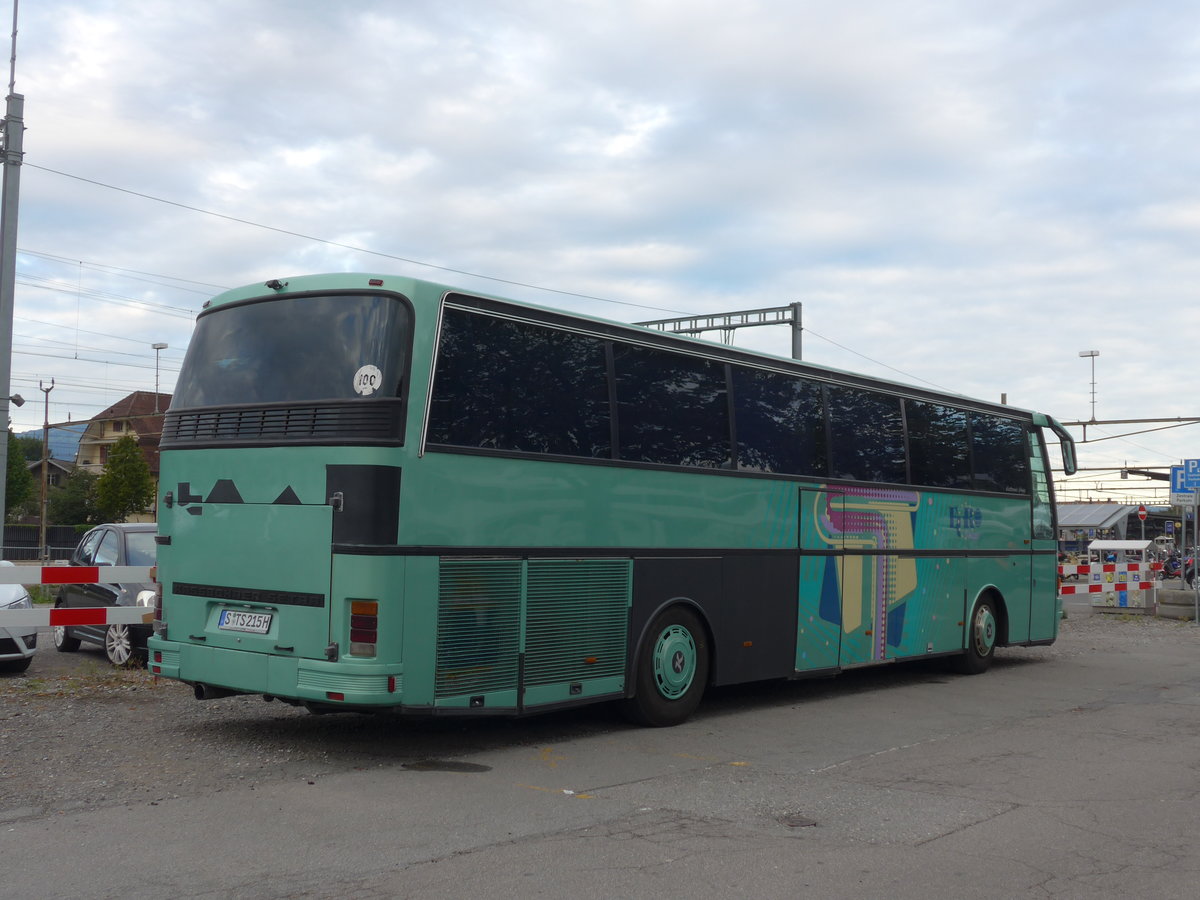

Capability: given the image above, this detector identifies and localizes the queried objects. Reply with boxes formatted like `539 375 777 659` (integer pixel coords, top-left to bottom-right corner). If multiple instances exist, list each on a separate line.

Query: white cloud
4 0 1198 497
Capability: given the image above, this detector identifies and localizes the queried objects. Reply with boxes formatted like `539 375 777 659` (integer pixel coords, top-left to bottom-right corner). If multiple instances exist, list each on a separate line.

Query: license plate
218 609 273 634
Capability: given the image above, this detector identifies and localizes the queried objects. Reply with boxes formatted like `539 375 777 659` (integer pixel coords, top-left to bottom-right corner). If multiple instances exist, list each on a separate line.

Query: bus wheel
623 606 709 727
954 596 998 675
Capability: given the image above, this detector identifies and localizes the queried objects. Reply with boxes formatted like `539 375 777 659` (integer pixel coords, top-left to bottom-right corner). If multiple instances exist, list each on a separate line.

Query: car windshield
125 531 157 568
171 293 411 407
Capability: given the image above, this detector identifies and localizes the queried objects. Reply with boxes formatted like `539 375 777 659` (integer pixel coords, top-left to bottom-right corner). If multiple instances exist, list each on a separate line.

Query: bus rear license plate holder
218 610 273 634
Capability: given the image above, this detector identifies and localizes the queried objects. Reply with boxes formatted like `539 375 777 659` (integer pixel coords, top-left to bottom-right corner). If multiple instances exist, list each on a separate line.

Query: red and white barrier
0 606 154 627
1059 581 1155 595
0 566 153 585
1057 561 1160 610
0 564 156 628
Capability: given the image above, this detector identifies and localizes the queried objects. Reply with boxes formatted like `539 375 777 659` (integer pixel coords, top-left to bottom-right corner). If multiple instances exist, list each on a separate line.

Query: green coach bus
147 273 1077 726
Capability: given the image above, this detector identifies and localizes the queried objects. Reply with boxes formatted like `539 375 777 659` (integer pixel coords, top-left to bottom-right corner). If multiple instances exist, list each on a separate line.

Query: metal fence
2 524 83 561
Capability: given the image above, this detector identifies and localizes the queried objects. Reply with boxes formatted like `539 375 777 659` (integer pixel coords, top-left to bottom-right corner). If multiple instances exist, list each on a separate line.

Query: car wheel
622 606 710 727
104 624 143 667
0 656 33 674
53 621 81 653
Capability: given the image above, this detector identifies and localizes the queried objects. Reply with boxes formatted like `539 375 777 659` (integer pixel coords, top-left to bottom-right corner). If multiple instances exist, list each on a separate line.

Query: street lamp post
152 342 167 413
1079 349 1099 422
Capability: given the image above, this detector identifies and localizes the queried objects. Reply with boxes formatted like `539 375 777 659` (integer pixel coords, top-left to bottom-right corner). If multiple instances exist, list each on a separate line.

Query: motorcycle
1163 556 1182 578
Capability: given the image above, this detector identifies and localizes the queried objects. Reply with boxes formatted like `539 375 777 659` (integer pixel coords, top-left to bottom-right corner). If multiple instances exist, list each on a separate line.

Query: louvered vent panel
435 559 522 698
524 559 631 687
161 401 404 447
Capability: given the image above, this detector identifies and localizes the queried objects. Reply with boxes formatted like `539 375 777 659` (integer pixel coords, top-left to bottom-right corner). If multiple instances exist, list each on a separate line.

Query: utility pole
0 1 22 525
38 377 50 560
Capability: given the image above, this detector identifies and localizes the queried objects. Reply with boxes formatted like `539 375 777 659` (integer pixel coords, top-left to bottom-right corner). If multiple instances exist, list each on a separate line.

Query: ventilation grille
524 559 630 687
161 401 404 448
435 560 522 698
435 558 632 700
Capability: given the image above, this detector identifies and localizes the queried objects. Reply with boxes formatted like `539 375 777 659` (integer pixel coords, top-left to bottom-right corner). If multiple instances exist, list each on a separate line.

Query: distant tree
15 434 42 461
95 435 155 522
47 470 101 527
5 430 35 521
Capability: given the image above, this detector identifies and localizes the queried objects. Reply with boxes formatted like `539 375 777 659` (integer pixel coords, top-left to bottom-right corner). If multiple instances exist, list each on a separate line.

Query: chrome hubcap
972 606 996 657
106 625 132 665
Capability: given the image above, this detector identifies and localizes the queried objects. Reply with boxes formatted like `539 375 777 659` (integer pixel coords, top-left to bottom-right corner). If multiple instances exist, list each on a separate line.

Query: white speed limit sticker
353 364 383 396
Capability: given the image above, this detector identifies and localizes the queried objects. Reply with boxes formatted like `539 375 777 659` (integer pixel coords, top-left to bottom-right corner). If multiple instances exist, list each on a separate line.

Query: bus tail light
349 600 378 657
151 568 166 637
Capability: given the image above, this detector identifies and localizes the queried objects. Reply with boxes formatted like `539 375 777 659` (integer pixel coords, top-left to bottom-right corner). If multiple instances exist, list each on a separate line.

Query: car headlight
5 592 32 610
136 590 157 608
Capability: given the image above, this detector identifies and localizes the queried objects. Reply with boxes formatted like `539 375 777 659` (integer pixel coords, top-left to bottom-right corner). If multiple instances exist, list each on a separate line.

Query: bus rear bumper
147 637 405 707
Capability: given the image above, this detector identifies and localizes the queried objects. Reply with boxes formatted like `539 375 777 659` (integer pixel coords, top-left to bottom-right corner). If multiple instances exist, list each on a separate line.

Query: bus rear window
172 294 411 408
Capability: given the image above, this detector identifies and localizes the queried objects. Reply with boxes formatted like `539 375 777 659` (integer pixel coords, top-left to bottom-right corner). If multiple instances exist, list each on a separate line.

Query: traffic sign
1170 466 1196 506
1137 505 1147 521
1183 459 1200 488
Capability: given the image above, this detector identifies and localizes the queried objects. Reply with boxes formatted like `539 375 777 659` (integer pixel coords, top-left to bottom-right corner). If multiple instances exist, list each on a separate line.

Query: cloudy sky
5 0 1199 503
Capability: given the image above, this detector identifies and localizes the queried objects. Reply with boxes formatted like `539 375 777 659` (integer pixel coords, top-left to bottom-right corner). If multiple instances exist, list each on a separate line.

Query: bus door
1028 430 1058 641
166 497 335 661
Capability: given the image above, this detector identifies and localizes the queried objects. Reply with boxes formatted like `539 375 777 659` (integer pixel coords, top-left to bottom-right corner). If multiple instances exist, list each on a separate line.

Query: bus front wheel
954 596 998 675
623 606 710 727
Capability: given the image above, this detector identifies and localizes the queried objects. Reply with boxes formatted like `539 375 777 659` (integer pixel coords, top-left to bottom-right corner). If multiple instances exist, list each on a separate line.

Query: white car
0 560 37 674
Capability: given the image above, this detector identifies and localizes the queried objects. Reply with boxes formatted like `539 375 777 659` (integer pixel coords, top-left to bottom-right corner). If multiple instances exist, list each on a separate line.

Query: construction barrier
1058 561 1161 611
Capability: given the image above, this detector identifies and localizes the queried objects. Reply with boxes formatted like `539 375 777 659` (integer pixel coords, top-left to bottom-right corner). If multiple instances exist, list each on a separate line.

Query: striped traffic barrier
0 606 155 627
0 565 153 585
1057 560 1161 610
0 564 155 627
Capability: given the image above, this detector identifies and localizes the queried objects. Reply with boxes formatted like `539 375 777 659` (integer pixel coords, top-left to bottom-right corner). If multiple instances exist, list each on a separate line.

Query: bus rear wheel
953 596 998 675
623 606 709 727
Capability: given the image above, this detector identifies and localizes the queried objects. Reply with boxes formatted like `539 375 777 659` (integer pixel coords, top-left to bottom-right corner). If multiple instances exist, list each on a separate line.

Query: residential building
74 390 171 480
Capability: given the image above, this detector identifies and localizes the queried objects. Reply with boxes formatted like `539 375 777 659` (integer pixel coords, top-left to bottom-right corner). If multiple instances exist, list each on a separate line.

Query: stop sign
1138 505 1147 521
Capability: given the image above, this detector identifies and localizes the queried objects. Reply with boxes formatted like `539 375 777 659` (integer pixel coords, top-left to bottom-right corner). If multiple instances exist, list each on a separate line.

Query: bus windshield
172 293 411 407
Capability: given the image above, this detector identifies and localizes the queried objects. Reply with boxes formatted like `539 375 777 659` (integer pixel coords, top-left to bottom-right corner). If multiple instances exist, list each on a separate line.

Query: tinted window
1029 432 1054 539
125 531 158 568
827 387 906 483
614 344 731 468
906 401 970 488
95 531 120 567
74 529 103 565
173 294 411 407
428 309 612 457
970 414 1029 493
732 367 827 475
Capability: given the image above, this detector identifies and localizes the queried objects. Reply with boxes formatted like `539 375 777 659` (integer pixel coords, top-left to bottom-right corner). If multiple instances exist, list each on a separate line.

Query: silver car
0 560 37 674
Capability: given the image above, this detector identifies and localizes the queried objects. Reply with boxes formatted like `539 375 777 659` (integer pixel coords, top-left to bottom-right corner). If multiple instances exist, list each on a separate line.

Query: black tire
622 606 710 727
104 623 144 667
0 656 33 674
53 620 81 653
953 596 998 675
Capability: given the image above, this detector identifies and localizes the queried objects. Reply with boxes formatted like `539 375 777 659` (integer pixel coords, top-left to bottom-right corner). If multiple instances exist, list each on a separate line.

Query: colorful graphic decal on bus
813 488 920 660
